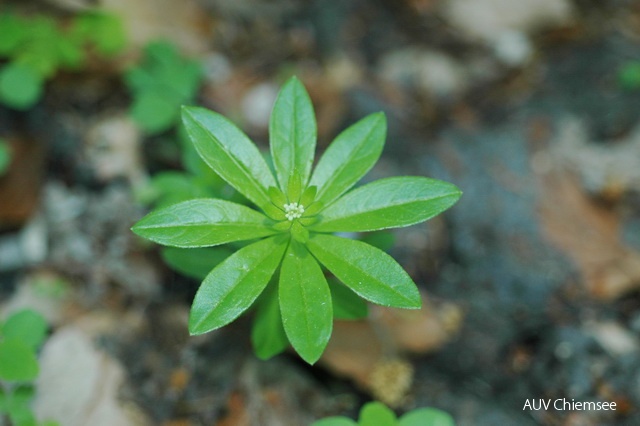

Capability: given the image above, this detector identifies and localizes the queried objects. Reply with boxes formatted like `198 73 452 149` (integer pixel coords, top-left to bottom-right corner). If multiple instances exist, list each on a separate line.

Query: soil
2 1 640 425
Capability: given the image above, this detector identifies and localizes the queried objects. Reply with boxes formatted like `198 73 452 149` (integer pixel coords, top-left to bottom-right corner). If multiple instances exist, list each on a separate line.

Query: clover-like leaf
310 112 386 206
279 241 332 364
398 408 455 426
182 106 277 209
313 177 462 233
189 236 287 335
132 199 276 248
307 234 421 309
270 76 316 190
359 402 398 426
311 418 358 426
2 310 47 350
0 339 38 382
0 63 43 110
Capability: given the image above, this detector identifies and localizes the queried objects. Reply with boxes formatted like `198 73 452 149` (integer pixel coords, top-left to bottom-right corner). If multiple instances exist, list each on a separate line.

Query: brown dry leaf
99 0 213 54
217 392 249 426
0 135 45 229
538 171 640 300
319 294 462 405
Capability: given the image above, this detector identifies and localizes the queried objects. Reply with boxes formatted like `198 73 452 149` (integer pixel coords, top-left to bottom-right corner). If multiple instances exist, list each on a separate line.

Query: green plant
125 41 203 134
312 402 455 426
0 139 10 176
619 61 640 91
0 10 125 109
0 309 57 426
132 77 462 363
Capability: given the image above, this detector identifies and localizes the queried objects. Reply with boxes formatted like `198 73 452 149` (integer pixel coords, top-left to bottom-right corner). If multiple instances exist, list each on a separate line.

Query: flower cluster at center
283 202 305 221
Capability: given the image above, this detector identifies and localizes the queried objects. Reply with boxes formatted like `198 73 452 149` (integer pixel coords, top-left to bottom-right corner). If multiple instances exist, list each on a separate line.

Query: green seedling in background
0 139 10 176
125 41 203 134
312 401 455 426
0 309 57 426
619 61 640 91
0 11 125 110
132 77 461 364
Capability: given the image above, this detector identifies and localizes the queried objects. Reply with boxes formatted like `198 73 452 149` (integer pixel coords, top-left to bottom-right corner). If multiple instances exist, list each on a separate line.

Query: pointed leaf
251 282 288 360
279 241 332 364
269 76 316 190
310 113 386 206
398 408 455 426
132 199 275 248
189 236 287 334
313 177 462 232
182 106 277 208
307 234 421 309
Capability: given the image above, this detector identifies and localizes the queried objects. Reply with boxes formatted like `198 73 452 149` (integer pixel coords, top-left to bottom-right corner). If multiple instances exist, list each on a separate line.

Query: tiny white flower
283 202 305 221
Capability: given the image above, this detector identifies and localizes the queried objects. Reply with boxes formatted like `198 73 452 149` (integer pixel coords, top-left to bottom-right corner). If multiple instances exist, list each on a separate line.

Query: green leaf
313 177 462 233
619 62 640 90
359 402 397 426
130 91 179 134
132 199 276 248
329 278 368 320
251 281 288 360
0 339 38 382
360 231 395 252
161 247 232 280
182 106 277 209
307 234 421 309
279 241 332 364
139 171 220 208
0 13 27 55
398 408 456 426
311 417 358 426
2 310 48 350
0 139 11 175
189 236 287 335
309 113 386 206
8 385 35 407
8 405 37 426
0 63 43 110
5 385 37 426
269 76 316 190
72 12 126 56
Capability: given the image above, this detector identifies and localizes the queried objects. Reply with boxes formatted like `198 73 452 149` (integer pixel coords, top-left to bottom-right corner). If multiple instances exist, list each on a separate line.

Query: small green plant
312 402 455 426
125 41 203 134
0 309 57 426
619 61 640 91
0 10 125 109
132 77 461 363
0 139 10 176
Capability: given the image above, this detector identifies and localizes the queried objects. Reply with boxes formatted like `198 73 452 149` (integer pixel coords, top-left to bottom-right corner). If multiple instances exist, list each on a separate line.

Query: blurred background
1 0 640 425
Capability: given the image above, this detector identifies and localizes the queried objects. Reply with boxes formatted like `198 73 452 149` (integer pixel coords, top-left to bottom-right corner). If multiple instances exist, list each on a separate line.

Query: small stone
492 30 533 66
242 83 279 129
34 324 150 426
378 48 468 99
442 0 574 43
